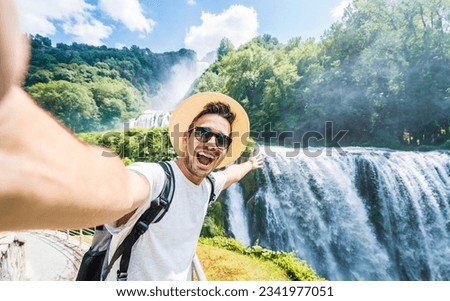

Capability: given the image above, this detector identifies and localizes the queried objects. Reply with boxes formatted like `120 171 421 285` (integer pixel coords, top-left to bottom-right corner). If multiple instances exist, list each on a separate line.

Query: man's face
182 113 231 182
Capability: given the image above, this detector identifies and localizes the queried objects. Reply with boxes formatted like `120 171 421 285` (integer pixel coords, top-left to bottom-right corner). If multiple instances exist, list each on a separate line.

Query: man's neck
175 158 204 185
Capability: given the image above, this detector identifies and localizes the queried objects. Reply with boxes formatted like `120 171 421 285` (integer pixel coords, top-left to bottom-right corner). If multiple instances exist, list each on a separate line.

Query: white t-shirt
104 161 227 281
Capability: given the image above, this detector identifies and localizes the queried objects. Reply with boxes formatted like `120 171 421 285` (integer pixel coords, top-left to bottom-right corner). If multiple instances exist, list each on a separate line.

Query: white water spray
227 146 450 280
224 183 251 246
129 58 210 128
151 59 209 111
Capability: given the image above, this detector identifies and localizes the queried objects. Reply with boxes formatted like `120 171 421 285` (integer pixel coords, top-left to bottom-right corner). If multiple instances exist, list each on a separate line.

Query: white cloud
15 0 112 45
187 0 196 5
63 18 112 46
331 0 353 21
15 0 95 35
98 0 155 34
184 5 258 60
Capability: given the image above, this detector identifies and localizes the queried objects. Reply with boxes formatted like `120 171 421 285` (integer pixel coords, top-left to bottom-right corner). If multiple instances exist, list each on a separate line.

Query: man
104 92 263 280
0 0 262 251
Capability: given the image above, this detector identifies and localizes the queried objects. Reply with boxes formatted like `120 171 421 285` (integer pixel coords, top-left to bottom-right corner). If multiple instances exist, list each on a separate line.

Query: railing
59 229 207 280
58 228 95 249
192 253 207 281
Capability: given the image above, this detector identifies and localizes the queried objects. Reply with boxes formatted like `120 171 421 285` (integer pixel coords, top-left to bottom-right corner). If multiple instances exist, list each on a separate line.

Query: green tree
25 68 53 86
318 0 450 146
217 39 299 134
217 37 235 59
89 78 143 128
28 81 99 132
193 70 227 94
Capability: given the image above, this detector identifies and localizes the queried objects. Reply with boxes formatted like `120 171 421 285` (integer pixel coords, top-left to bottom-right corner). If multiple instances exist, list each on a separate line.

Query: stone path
2 231 88 281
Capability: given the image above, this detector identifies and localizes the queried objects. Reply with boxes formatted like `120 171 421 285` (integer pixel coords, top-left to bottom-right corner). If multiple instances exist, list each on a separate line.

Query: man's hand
223 152 264 189
247 153 264 171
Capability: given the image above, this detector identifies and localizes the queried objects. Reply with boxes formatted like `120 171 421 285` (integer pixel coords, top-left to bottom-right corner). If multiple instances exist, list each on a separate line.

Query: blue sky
15 0 352 59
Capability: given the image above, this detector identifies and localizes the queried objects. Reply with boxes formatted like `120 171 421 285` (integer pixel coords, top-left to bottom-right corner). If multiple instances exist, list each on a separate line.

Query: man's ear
0 1 30 100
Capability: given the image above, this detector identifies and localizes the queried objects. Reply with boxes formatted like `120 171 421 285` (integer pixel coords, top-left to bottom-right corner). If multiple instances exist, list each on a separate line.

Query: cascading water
227 146 450 280
129 58 209 129
129 110 171 128
224 183 251 246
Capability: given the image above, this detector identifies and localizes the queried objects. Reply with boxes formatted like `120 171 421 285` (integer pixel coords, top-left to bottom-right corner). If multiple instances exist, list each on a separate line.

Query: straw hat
169 92 250 169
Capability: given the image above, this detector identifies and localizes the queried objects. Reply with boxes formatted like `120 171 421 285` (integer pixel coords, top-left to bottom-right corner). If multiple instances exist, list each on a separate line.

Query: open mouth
196 152 214 166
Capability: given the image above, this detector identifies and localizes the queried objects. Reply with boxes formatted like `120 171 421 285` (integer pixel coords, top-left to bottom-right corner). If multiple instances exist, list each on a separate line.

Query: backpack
75 161 216 281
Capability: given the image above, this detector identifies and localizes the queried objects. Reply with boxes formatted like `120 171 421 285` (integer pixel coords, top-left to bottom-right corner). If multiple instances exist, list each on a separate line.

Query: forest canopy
25 36 196 132
193 0 450 149
26 0 449 149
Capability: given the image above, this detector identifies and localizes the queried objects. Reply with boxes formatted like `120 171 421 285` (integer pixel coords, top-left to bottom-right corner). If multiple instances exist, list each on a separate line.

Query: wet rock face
0 235 26 280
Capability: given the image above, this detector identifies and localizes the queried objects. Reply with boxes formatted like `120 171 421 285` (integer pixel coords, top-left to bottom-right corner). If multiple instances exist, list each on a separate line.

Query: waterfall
129 110 171 128
228 146 450 280
224 183 251 246
129 58 209 129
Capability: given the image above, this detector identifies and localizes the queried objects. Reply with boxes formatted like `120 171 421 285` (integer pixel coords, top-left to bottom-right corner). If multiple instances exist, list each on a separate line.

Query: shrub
201 201 226 237
439 140 450 150
77 127 177 163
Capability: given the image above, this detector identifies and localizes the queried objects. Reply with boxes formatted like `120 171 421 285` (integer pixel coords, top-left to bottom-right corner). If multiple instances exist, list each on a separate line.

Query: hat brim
169 92 249 169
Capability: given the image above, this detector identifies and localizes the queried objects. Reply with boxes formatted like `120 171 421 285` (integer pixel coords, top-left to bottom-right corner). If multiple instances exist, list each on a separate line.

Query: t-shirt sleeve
105 162 165 234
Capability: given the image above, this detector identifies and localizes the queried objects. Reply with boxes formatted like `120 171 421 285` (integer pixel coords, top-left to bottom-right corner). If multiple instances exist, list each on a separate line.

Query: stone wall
0 234 26 280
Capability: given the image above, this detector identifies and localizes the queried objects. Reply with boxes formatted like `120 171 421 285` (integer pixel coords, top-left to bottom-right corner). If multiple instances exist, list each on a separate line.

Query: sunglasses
194 126 232 149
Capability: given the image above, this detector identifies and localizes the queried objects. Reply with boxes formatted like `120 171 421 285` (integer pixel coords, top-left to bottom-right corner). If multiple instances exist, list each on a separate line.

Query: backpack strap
206 174 216 206
101 161 175 281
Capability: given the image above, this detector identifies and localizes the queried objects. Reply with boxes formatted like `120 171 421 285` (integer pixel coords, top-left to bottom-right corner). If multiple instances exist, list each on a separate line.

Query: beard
184 146 224 179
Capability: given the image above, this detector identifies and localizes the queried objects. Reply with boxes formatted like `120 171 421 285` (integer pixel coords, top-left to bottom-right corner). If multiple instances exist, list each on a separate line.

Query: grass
196 243 290 281
197 237 325 281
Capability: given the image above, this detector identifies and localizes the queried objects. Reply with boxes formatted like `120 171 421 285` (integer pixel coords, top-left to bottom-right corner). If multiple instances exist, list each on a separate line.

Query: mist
298 1 450 147
150 58 211 112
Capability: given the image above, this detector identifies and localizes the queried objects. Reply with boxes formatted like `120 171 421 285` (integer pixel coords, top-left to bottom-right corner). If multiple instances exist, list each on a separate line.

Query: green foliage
89 77 143 128
217 37 235 59
193 0 450 148
201 201 226 237
25 36 197 132
26 64 145 132
439 140 450 150
28 81 98 132
199 236 325 281
26 0 450 147
416 144 436 152
196 38 300 134
192 70 227 94
317 0 450 146
77 127 177 163
363 130 404 149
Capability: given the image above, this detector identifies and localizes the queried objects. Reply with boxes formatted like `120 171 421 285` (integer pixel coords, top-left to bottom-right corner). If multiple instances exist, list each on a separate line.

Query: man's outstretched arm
223 153 264 190
0 87 150 231
0 0 151 231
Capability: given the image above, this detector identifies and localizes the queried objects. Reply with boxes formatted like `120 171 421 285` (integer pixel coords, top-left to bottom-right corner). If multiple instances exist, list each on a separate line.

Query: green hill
25 35 197 132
